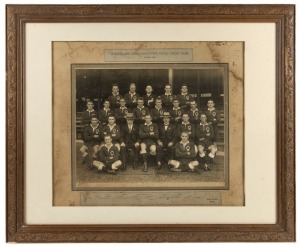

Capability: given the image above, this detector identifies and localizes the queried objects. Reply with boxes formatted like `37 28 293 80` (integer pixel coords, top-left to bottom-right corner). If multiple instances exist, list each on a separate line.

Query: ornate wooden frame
6 5 295 242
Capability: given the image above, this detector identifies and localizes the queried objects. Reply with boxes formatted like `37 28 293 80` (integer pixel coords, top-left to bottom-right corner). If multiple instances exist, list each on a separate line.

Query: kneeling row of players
80 113 217 174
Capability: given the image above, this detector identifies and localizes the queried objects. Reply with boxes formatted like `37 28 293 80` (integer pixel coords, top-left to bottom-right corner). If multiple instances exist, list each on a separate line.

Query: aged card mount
53 41 242 206
6 5 295 243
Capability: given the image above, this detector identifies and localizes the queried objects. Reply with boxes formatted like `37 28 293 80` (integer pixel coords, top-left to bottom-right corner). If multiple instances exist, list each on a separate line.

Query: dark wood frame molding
6 4 295 242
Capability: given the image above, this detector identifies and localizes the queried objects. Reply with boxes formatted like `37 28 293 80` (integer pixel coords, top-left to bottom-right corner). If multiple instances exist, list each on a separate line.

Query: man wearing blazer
157 112 176 163
120 113 141 170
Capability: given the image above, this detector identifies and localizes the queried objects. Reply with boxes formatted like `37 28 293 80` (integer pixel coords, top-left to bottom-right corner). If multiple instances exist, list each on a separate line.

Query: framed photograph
6 4 295 242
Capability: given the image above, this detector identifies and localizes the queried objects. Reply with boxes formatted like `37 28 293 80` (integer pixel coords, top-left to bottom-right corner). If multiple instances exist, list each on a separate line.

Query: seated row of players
80 112 217 175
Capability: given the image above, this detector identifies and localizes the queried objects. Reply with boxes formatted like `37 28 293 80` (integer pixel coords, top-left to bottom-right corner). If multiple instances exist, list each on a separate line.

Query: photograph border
6 4 295 242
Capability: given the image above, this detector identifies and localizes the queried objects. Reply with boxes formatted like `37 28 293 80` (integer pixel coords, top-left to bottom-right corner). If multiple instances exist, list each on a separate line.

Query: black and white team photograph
72 64 228 190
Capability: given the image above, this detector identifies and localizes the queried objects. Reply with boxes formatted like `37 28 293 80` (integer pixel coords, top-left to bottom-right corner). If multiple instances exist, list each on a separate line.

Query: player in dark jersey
186 100 201 124
115 97 129 126
132 97 149 124
139 114 162 172
204 99 221 148
150 98 165 124
102 115 121 147
124 83 140 109
79 116 103 166
195 113 217 171
177 84 194 111
160 84 174 110
81 101 98 127
176 113 195 142
169 98 183 125
98 100 113 126
92 135 122 174
169 131 199 172
107 84 121 110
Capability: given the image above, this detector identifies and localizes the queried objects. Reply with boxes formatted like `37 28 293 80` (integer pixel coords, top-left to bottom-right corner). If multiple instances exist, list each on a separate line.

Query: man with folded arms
93 135 122 175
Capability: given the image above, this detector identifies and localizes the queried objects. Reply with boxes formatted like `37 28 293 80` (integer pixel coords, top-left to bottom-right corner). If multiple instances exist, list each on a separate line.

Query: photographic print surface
53 42 244 206
72 63 228 190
